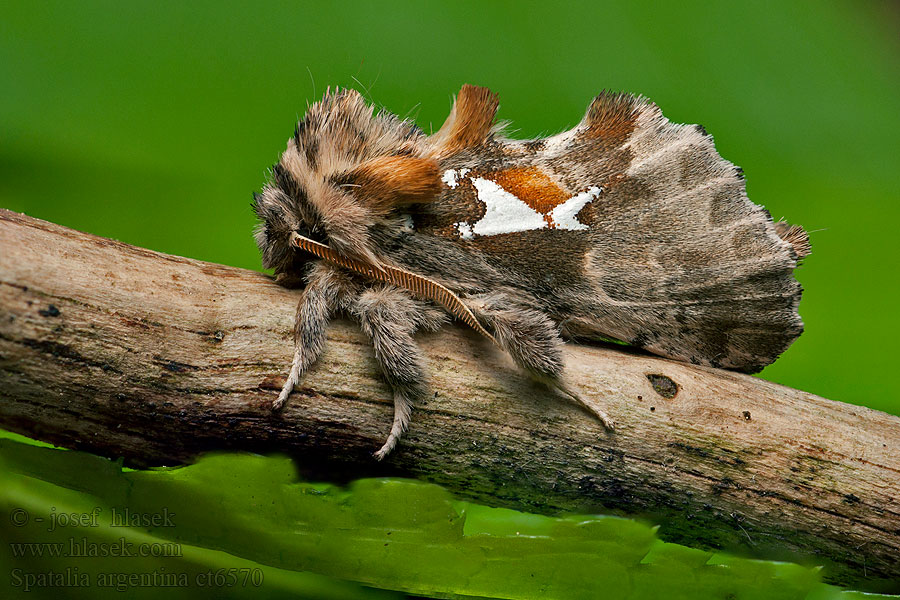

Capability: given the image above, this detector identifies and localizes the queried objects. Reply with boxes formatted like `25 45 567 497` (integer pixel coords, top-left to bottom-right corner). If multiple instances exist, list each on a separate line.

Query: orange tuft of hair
349 155 442 214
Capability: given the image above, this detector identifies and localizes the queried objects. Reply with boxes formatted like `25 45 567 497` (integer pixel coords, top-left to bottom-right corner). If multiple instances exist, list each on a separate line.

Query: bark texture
0 209 897 591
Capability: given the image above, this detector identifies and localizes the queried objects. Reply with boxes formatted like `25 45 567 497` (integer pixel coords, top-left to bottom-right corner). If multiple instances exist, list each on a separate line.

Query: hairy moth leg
274 264 353 410
467 293 615 430
350 287 446 460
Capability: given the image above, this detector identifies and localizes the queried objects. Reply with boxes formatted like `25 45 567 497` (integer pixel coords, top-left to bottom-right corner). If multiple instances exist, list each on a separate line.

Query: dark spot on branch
647 374 678 398
712 477 736 495
668 441 710 458
39 304 60 317
155 358 199 373
258 376 283 391
18 337 122 373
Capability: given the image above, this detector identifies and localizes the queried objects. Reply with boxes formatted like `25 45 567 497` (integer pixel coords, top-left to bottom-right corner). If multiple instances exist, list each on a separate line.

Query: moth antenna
291 233 496 344
385 264 496 343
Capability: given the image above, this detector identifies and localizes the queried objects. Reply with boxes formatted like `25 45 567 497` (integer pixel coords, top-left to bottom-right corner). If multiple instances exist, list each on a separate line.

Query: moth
253 85 809 459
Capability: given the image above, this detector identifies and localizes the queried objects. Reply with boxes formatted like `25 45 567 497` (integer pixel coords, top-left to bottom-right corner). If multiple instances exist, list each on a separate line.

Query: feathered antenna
290 233 496 344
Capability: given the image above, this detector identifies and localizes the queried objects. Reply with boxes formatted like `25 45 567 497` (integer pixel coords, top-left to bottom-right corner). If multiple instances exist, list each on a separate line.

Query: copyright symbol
10 508 28 527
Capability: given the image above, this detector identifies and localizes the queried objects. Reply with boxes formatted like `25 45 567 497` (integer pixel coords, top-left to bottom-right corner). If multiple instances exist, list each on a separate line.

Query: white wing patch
469 177 548 236
549 186 602 231
445 169 600 238
442 168 470 189
455 221 474 239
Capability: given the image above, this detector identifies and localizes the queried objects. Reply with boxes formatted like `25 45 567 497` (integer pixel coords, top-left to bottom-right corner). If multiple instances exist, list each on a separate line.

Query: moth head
252 184 312 277
253 88 443 277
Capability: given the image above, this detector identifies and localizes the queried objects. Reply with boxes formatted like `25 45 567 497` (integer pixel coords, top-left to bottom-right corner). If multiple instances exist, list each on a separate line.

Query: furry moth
253 85 809 459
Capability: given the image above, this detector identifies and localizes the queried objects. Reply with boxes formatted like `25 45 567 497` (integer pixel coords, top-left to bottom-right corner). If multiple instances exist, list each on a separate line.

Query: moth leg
467 293 615 430
351 287 444 460
274 264 352 410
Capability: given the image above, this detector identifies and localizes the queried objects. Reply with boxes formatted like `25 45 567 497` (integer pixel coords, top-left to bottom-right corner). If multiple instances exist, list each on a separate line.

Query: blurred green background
1 0 898 414
1 2 899 598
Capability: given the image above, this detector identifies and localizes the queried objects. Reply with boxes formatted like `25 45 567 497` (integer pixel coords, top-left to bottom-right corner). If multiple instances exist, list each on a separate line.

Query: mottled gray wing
533 92 808 372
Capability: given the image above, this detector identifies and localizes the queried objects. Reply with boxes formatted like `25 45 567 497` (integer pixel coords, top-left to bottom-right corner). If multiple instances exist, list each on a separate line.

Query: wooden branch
1 208 898 591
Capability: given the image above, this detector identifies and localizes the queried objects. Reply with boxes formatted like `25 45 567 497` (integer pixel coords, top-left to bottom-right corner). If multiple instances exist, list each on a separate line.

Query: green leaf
2 431 895 600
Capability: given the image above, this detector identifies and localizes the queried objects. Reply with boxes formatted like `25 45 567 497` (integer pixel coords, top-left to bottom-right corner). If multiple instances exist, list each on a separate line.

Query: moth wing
534 91 808 372
415 88 807 372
